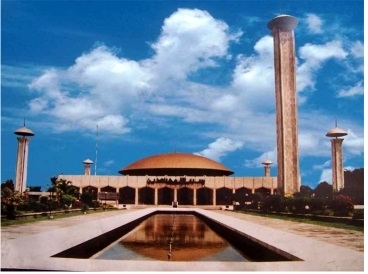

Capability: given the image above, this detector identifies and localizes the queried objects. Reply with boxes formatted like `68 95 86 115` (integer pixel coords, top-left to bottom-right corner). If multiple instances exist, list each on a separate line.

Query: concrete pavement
1 207 364 271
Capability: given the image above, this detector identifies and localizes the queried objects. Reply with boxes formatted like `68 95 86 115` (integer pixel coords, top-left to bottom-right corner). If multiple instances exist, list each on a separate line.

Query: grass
237 210 364 232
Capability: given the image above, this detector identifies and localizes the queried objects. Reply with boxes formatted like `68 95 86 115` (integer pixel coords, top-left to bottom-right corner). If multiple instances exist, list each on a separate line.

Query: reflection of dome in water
119 214 228 261
119 152 233 176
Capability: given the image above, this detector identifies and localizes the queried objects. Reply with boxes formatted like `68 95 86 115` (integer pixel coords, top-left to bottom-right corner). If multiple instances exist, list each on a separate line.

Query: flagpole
95 124 98 175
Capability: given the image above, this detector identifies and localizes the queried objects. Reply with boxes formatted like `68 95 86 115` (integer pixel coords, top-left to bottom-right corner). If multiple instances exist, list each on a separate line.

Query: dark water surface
93 214 250 261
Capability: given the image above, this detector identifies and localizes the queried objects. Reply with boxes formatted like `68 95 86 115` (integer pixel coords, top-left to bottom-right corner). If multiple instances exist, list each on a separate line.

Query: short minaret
14 121 35 193
326 123 348 193
262 159 273 177
267 15 300 196
83 159 94 176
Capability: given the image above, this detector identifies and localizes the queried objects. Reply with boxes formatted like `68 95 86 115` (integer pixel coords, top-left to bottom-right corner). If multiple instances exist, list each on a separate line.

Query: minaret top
267 14 298 31
262 159 273 166
14 126 35 136
326 119 348 138
83 159 94 165
326 127 348 138
14 119 35 136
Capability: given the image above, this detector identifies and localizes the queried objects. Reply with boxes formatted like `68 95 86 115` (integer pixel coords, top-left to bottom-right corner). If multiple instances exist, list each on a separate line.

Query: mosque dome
119 152 233 176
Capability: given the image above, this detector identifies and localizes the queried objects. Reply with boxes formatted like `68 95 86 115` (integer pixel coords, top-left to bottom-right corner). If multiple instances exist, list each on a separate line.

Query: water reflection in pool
94 214 250 261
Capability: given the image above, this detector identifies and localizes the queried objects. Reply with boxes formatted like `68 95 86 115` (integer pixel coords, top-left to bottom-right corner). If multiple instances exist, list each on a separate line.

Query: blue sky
1 0 364 191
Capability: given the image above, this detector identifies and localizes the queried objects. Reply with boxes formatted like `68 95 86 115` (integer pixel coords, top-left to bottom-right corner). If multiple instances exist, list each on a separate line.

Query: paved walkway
2 208 363 253
213 210 364 253
1 208 363 271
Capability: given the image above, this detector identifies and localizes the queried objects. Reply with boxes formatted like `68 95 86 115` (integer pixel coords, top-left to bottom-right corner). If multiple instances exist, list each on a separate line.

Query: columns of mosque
174 187 177 203
135 188 139 205
154 188 158 206
193 188 197 206
213 188 216 206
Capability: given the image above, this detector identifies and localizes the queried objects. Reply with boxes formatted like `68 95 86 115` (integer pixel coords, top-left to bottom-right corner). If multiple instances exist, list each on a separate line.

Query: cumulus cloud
195 137 243 162
149 8 242 81
319 169 332 184
27 8 240 136
313 160 331 170
231 35 275 111
244 148 277 168
305 14 323 34
350 41 364 58
297 40 348 92
337 80 364 97
344 129 364 155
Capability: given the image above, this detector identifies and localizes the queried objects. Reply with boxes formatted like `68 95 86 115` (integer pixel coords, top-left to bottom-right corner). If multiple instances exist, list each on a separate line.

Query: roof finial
23 117 26 127
335 117 337 128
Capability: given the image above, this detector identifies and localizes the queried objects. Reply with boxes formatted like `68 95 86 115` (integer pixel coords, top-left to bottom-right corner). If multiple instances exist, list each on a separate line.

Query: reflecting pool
93 214 250 261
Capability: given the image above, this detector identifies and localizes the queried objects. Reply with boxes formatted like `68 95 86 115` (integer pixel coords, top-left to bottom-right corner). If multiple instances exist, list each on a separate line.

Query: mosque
58 152 277 207
13 14 348 207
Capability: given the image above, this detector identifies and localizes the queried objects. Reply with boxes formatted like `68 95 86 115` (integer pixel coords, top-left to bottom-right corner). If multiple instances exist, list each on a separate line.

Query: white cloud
305 14 323 34
313 160 331 170
297 40 348 92
244 148 277 168
319 169 332 184
26 9 242 136
231 35 275 110
195 137 243 162
337 80 364 97
149 8 242 81
350 41 364 58
344 129 364 155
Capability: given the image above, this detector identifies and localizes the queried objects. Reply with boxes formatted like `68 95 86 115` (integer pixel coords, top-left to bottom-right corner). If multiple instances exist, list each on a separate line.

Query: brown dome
119 152 233 176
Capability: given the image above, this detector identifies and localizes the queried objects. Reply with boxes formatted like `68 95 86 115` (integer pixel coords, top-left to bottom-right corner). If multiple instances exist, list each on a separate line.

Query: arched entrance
82 186 98 200
234 187 252 204
119 186 135 204
158 187 174 205
216 187 233 205
197 187 213 205
101 186 116 193
177 187 193 205
138 187 154 205
255 187 271 199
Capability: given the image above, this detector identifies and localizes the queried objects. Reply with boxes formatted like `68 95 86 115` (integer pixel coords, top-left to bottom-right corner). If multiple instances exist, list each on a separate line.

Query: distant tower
262 159 273 177
326 123 348 193
83 159 94 176
14 121 35 193
267 15 300 196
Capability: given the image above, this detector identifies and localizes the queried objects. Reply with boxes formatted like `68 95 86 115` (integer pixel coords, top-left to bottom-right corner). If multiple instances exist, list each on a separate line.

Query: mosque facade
59 152 277 206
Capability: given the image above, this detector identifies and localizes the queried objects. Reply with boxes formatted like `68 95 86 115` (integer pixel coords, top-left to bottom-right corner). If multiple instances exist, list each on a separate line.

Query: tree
1 187 28 219
341 168 364 204
299 185 314 197
314 181 333 200
48 177 78 202
331 194 354 216
28 186 42 192
1 179 14 191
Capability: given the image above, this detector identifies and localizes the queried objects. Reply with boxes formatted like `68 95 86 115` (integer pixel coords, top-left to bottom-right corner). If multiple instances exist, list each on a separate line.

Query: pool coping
1 208 364 271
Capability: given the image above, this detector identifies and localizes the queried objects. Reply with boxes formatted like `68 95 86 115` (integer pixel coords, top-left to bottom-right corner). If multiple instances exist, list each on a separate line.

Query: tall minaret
83 159 94 176
267 15 300 196
262 159 273 177
14 121 35 193
326 123 348 193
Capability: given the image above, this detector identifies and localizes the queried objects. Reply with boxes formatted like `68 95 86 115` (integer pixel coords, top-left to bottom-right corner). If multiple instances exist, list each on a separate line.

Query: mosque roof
14 126 35 136
326 127 348 138
119 152 234 176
